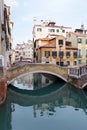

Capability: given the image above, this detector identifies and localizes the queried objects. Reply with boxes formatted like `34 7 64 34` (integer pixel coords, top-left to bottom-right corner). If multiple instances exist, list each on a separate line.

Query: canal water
0 73 87 130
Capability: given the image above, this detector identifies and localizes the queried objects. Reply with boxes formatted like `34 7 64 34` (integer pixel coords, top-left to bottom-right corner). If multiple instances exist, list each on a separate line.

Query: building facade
67 25 87 65
32 18 78 66
34 21 87 66
32 18 72 42
15 40 33 62
4 4 13 67
0 0 5 67
34 36 78 66
0 1 13 68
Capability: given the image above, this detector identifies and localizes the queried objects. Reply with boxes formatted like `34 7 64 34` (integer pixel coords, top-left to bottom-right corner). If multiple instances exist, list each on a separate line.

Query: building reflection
31 85 87 118
1 77 87 130
12 73 53 90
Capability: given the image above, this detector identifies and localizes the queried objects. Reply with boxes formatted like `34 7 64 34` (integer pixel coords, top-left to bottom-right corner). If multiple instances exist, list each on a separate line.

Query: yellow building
34 36 78 66
67 31 87 65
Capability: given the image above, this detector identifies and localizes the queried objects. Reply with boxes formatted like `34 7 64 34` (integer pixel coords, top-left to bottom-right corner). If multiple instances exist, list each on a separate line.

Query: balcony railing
69 65 87 78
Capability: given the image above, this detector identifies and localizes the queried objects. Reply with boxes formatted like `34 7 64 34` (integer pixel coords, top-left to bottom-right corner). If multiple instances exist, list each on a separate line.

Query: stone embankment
0 67 7 105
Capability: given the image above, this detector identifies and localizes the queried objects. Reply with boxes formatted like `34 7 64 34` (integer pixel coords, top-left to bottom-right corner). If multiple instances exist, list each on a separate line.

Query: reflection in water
1 73 87 130
11 73 54 90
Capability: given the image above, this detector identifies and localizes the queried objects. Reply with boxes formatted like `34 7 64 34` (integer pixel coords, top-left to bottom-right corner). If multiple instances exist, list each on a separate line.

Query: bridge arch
82 83 87 89
7 63 68 84
8 70 67 84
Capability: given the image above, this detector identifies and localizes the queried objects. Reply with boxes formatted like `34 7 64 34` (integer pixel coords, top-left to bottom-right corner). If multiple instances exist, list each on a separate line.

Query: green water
0 73 87 130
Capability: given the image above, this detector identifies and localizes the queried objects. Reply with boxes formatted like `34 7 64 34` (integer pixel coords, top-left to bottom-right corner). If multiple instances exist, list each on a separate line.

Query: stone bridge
1 63 87 105
7 63 69 84
6 63 87 89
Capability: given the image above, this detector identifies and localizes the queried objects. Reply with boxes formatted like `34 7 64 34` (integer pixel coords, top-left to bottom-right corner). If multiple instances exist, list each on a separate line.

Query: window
66 52 70 57
73 52 77 58
56 29 59 33
66 41 71 46
78 60 81 64
59 51 64 57
78 49 81 57
45 51 50 57
0 59 2 66
58 40 63 45
52 51 57 57
77 38 82 43
62 30 65 33
86 39 87 44
74 61 77 65
37 28 42 32
49 29 55 32
86 49 87 57
34 52 36 57
67 61 70 65
34 42 36 48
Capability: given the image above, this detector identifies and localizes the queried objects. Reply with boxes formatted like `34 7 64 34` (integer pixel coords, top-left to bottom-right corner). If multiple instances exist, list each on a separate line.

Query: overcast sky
5 0 87 48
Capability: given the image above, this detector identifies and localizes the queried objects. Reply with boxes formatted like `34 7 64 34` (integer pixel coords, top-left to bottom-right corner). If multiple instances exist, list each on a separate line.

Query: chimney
81 24 84 30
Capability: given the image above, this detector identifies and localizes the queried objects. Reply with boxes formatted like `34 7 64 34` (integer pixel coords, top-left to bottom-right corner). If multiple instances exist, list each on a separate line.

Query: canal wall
69 75 87 89
0 67 7 105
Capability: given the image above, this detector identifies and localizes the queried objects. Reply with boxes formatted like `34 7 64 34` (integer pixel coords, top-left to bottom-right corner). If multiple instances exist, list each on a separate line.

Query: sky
4 0 87 48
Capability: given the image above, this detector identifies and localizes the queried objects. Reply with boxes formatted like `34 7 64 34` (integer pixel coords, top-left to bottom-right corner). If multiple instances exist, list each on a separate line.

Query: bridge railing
68 65 87 78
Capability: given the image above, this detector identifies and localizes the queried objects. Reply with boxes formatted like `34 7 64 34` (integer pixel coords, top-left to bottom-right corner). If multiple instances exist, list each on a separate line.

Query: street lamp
59 45 62 66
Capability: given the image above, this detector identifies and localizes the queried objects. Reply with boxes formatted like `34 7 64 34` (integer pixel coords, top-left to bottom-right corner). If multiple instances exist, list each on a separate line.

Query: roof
35 37 55 42
69 32 87 37
39 43 56 48
50 34 66 38
35 24 72 29
66 46 78 50
45 25 72 29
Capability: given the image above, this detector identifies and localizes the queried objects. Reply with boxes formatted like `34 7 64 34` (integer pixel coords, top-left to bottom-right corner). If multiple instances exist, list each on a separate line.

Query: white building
15 40 33 62
32 17 72 41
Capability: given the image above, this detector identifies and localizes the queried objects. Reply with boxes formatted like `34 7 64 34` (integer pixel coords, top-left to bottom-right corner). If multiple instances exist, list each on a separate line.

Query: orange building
34 36 78 66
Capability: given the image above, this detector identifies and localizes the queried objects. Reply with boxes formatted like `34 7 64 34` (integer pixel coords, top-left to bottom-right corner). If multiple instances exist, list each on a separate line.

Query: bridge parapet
69 65 87 78
68 65 87 89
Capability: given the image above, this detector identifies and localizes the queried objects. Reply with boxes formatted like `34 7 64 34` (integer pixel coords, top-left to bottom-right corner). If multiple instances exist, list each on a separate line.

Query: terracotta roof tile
70 32 87 37
66 46 78 50
39 43 56 48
